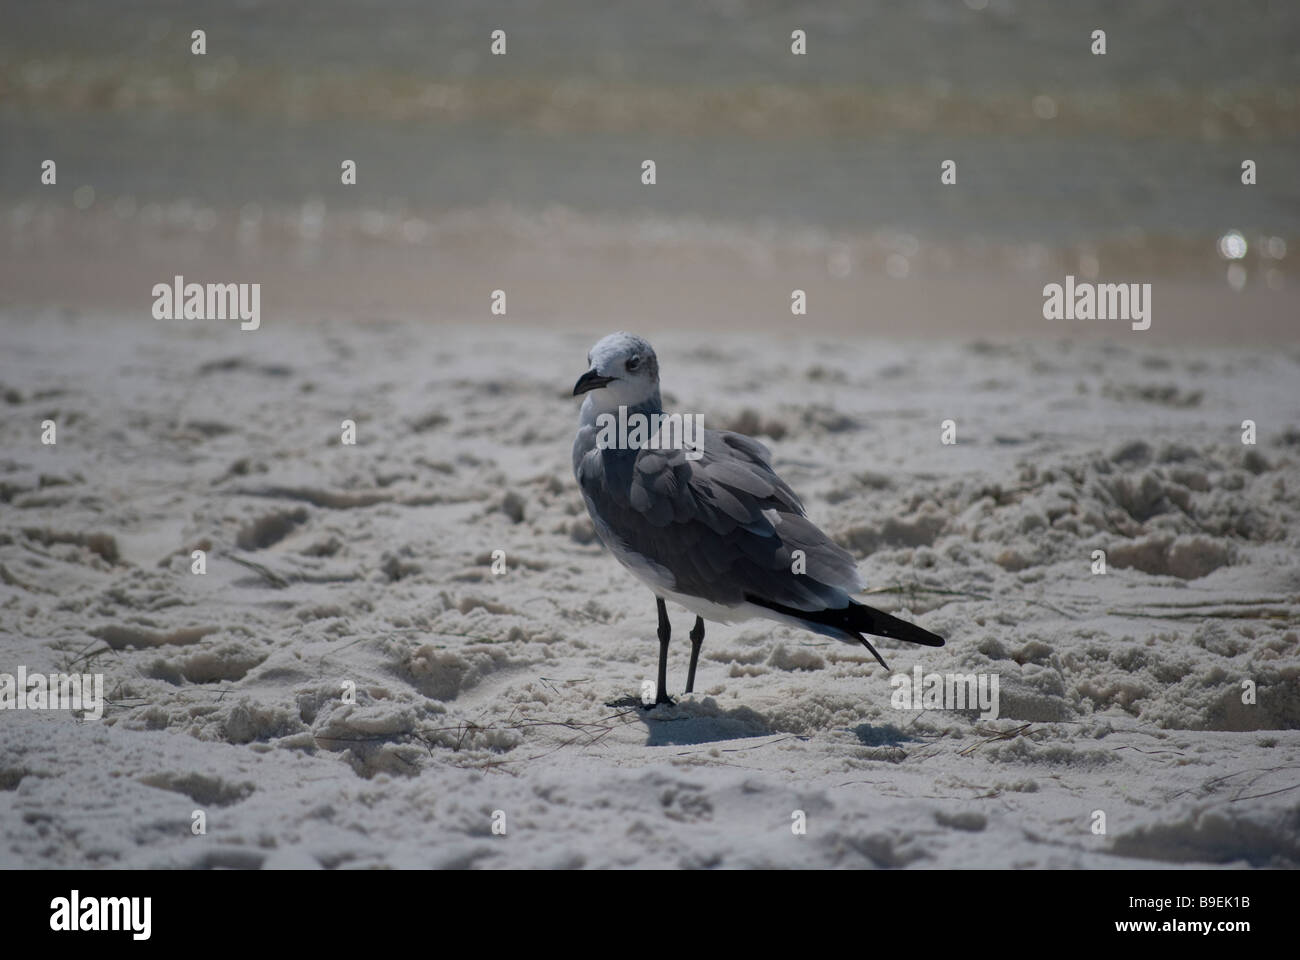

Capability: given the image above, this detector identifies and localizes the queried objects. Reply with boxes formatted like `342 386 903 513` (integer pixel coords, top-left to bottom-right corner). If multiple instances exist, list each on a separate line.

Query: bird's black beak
573 369 615 396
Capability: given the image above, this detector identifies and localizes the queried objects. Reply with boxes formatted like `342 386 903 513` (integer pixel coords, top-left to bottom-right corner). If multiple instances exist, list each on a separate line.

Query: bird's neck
580 389 663 427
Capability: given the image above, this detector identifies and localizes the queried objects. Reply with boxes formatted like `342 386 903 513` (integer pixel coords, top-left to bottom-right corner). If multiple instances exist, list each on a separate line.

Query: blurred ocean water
2 0 1297 287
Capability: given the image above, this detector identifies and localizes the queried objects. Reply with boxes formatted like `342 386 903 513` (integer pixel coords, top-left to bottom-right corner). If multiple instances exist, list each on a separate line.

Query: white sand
1 309 1298 868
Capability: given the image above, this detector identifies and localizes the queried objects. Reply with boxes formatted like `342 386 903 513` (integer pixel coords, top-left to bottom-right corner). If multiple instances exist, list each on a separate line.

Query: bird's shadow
849 723 918 747
606 695 774 747
602 701 922 749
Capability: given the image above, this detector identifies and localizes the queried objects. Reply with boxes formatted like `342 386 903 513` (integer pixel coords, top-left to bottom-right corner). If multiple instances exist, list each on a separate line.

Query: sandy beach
2 308 1297 868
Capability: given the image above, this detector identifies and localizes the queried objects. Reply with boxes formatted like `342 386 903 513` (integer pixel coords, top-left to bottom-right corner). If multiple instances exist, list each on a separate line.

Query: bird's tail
844 600 945 668
745 594 945 670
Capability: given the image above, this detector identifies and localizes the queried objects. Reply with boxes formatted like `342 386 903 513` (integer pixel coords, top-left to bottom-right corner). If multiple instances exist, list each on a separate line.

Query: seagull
572 332 945 706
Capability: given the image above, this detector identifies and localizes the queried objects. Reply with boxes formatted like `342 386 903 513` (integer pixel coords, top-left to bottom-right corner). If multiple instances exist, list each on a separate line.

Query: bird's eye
625 356 641 372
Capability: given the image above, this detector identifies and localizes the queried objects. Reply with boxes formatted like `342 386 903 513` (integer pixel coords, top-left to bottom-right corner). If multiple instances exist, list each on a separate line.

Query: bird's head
573 332 660 413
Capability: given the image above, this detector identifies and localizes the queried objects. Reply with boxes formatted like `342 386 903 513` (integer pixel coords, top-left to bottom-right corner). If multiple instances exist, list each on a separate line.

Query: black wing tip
854 602 946 648
744 593 947 653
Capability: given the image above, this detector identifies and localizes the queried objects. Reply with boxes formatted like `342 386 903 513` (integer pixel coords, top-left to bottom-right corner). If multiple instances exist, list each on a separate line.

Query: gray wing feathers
577 427 863 611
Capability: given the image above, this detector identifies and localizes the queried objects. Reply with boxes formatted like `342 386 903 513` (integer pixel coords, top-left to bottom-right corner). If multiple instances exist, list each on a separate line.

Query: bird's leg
653 597 674 706
685 616 705 694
